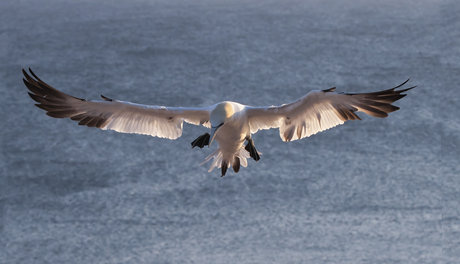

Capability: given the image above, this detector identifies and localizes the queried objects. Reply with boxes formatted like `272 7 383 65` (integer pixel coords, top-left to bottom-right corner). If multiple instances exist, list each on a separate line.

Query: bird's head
209 102 234 147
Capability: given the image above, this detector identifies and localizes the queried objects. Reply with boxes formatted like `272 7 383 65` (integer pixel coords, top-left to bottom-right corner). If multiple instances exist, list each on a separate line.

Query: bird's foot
191 133 210 149
245 138 260 162
221 161 228 177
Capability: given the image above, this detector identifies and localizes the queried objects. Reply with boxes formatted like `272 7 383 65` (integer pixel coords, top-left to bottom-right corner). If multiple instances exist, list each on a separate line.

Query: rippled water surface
1 0 457 263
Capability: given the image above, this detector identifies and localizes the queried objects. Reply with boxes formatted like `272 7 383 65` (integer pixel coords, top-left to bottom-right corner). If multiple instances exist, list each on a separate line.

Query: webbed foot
191 133 210 149
245 138 260 162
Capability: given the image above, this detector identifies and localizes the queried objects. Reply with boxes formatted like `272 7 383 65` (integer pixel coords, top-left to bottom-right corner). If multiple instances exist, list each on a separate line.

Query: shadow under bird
23 69 416 176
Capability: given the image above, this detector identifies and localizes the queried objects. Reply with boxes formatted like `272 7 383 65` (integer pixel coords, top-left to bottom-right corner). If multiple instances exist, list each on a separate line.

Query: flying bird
23 68 415 176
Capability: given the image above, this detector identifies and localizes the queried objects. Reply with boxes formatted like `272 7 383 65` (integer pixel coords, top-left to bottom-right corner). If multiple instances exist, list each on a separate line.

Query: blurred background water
1 0 457 263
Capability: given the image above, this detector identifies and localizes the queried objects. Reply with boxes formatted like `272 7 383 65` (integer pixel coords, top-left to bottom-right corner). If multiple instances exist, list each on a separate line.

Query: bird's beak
208 125 221 147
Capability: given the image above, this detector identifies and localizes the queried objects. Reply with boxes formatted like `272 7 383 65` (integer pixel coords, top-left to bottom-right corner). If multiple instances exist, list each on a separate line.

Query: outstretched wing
23 68 211 140
245 80 416 142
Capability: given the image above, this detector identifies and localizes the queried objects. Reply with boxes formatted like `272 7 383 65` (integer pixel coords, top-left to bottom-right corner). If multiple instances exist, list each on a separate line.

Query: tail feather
201 146 251 173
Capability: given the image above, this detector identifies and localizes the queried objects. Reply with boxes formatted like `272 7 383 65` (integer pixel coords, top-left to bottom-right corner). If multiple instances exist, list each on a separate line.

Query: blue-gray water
1 0 457 263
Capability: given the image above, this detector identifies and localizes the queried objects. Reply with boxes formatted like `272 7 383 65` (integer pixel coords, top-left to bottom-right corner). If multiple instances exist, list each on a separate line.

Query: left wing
23 68 211 140
245 80 416 142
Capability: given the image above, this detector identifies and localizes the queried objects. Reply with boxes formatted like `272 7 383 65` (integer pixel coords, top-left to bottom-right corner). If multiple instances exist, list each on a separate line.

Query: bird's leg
191 133 210 149
221 161 228 177
232 157 240 173
245 138 260 162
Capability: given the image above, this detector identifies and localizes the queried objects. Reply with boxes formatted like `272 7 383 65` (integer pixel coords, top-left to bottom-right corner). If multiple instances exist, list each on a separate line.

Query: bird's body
23 69 416 176
205 101 253 175
212 102 249 156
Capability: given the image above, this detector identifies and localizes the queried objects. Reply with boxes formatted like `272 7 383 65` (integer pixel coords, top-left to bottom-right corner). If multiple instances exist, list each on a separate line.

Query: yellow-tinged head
208 102 235 147
210 102 234 124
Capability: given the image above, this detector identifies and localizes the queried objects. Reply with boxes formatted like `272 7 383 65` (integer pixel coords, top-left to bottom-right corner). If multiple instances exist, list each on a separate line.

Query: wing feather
246 80 416 142
23 69 211 139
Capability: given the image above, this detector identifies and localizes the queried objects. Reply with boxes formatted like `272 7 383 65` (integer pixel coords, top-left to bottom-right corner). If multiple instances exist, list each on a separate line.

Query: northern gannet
23 69 415 176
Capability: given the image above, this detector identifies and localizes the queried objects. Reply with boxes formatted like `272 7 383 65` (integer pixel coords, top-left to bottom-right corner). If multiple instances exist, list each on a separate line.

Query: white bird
23 69 415 176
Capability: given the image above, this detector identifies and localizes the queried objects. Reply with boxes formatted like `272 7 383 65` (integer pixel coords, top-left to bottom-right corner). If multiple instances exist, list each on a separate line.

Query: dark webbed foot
245 138 260 162
232 157 240 173
191 133 210 149
221 161 228 177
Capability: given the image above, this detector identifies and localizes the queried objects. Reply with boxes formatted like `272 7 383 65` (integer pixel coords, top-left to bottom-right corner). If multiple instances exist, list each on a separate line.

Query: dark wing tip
28 68 40 81
23 69 112 129
322 87 336 93
397 85 417 94
394 78 410 89
101 94 113 101
392 79 417 94
350 79 416 118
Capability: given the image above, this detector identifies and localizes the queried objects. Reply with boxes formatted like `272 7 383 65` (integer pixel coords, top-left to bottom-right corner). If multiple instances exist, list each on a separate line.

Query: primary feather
24 68 211 139
246 79 415 142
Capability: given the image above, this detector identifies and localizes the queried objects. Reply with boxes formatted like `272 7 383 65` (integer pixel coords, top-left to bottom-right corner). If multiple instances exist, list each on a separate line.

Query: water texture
1 0 457 263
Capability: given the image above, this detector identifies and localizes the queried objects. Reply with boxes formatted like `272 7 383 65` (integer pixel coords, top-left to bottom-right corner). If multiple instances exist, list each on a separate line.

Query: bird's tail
200 145 251 176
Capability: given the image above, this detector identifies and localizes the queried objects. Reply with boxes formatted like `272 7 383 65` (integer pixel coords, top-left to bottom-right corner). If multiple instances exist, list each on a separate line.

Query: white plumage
23 68 415 176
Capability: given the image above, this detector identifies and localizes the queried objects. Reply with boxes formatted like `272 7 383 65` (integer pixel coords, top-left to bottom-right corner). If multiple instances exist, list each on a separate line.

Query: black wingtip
397 85 417 94
322 87 336 93
101 94 113 101
22 69 32 82
29 68 38 79
392 79 411 90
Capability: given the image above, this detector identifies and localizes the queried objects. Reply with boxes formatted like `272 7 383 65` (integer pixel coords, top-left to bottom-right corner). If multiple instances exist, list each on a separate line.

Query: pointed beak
208 125 221 147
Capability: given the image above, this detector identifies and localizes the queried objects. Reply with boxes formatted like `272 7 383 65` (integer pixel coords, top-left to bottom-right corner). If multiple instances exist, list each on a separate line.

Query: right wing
245 80 416 142
23 68 212 140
